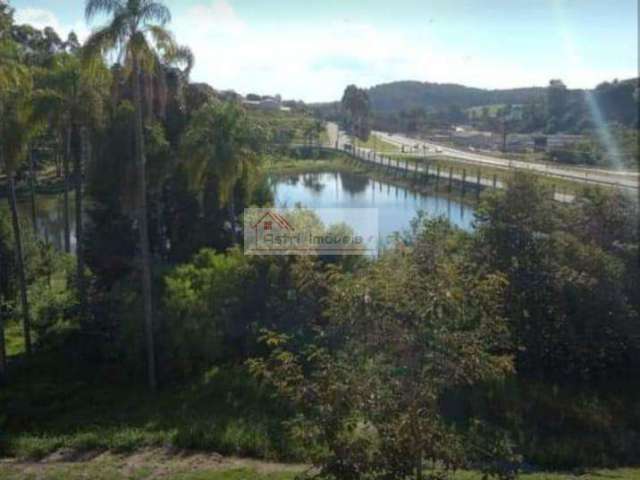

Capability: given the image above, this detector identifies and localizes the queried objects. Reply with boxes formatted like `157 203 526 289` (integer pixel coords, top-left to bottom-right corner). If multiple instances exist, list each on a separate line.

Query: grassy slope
386 153 592 194
1 458 639 480
353 134 400 152
0 365 299 462
262 152 367 175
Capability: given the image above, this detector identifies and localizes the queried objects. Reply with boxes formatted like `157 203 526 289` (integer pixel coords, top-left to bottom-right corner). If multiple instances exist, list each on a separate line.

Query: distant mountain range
313 78 638 115
365 81 547 113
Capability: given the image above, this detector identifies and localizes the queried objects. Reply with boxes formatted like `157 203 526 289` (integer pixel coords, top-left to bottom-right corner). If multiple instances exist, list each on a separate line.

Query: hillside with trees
1 1 639 479
313 78 639 135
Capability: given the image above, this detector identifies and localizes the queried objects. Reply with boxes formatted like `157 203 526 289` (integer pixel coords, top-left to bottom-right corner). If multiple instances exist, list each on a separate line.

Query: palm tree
84 0 193 390
181 102 264 243
0 64 35 358
1 35 35 359
33 52 110 318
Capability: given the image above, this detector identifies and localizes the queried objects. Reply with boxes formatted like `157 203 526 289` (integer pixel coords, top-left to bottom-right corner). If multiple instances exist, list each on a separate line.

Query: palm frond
85 0 124 21
147 25 175 52
127 31 156 73
168 45 194 77
0 94 38 174
139 0 171 26
0 40 31 92
82 18 127 65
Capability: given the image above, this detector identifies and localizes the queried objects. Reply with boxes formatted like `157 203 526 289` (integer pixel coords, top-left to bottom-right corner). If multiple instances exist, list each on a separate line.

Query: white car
435 147 443 153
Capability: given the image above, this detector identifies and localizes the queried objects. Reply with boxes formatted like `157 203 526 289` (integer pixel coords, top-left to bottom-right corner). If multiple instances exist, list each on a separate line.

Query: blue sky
9 0 638 102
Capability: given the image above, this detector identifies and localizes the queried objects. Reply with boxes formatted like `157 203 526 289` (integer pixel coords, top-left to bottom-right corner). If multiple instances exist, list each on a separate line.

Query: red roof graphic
251 211 295 231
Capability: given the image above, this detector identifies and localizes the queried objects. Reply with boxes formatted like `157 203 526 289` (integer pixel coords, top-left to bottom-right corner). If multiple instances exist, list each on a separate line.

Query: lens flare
550 0 628 174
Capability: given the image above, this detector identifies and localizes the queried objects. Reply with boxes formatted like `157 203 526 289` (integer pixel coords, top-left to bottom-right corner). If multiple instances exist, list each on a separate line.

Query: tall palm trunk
228 197 238 245
155 195 165 260
75 126 87 320
7 173 32 357
0 307 6 382
63 126 71 253
132 58 157 390
28 148 37 232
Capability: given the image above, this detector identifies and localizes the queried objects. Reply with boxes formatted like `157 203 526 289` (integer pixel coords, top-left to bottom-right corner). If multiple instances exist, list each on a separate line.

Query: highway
324 122 575 202
371 129 639 191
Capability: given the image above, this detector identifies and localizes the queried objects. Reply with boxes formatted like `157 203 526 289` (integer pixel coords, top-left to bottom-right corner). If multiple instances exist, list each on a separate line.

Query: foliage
474 173 640 382
162 248 254 377
1 2 639 476
341 84 371 142
0 366 297 462
181 101 266 204
28 247 80 350
250 218 516 479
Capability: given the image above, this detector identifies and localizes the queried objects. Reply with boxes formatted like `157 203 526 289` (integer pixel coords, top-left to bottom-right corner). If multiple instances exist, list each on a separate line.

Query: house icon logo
251 210 295 237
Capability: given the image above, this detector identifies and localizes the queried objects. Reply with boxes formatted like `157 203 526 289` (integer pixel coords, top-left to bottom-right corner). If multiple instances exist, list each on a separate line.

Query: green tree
33 53 110 320
546 79 568 133
84 0 193 389
0 73 37 358
180 101 265 243
252 219 514 480
0 211 15 380
341 84 370 146
475 174 640 381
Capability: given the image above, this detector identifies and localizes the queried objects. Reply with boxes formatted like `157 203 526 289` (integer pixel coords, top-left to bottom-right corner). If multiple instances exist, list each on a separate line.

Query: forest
314 78 639 137
1 1 640 479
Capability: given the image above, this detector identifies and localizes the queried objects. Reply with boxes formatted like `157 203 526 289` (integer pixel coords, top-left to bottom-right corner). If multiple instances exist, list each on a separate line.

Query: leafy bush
250 218 517 480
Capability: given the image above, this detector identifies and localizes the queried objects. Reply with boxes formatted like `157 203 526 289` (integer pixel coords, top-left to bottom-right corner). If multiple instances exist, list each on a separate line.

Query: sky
9 0 639 102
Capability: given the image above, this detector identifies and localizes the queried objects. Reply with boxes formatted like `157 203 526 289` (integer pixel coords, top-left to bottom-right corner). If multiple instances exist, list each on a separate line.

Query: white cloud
15 2 634 102
14 7 90 43
181 0 247 37
173 2 582 102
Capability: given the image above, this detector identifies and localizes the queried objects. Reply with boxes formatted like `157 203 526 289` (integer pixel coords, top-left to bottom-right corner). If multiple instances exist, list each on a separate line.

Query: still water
2 194 77 251
270 172 475 242
5 171 475 252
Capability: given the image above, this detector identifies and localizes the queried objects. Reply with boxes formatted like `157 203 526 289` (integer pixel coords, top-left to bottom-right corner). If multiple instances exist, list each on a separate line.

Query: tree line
1 1 639 478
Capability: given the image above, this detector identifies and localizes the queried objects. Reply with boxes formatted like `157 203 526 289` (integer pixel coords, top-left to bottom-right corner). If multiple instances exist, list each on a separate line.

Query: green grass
263 153 367 175
353 134 400 152
0 463 303 480
0 365 298 462
454 469 640 479
386 153 593 195
0 460 638 480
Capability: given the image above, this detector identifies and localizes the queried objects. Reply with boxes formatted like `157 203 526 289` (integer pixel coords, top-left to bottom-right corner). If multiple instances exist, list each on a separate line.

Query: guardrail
291 143 574 202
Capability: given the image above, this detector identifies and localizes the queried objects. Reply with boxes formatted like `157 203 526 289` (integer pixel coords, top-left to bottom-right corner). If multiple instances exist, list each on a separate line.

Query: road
324 122 575 202
371 129 639 191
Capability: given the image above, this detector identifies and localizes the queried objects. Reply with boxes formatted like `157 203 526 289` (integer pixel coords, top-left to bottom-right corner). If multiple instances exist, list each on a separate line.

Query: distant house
243 96 283 111
547 134 585 149
218 89 241 101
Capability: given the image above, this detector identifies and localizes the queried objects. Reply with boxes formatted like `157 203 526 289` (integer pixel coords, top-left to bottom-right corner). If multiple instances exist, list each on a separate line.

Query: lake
2 193 77 252
4 171 475 253
270 171 475 243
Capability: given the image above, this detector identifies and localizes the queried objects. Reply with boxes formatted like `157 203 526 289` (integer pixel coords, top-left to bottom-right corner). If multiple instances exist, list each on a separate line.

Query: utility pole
502 117 508 153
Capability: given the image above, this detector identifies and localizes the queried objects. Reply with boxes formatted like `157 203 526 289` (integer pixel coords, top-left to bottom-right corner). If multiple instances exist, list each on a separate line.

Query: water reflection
340 173 369 195
1 193 77 251
11 171 476 254
271 171 474 243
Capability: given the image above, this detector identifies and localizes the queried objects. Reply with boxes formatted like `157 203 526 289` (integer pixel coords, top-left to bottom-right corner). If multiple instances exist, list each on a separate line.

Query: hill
366 80 546 113
312 78 639 133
